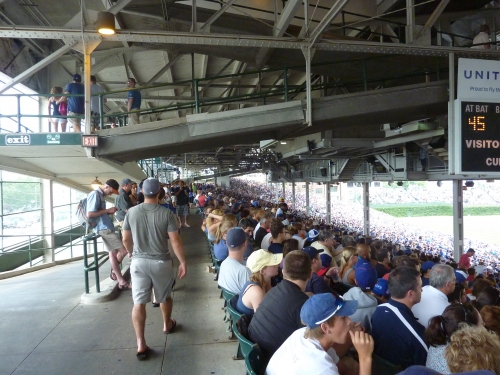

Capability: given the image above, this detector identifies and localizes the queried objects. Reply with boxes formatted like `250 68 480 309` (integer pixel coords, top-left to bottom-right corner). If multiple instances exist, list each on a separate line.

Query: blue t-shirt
214 239 229 261
64 82 85 114
86 188 114 232
128 89 141 110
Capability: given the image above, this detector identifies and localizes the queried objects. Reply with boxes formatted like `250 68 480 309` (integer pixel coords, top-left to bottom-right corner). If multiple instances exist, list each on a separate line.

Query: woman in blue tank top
236 249 282 316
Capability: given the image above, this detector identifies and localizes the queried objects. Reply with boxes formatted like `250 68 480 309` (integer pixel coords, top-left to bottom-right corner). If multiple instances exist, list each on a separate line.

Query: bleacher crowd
193 177 500 375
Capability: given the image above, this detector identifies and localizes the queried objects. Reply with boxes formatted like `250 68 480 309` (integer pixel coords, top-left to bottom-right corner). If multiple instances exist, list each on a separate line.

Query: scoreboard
459 101 500 173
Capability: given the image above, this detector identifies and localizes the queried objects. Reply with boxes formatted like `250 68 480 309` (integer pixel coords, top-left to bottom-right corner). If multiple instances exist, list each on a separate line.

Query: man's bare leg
161 297 175 333
132 304 148 352
109 251 127 285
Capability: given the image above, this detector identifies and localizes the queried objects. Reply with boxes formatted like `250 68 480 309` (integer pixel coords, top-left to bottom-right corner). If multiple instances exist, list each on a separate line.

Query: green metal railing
82 233 108 293
0 57 450 133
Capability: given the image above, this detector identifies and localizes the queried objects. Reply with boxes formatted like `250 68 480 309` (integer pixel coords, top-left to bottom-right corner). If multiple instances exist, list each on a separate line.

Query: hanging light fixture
91 176 102 189
97 11 116 35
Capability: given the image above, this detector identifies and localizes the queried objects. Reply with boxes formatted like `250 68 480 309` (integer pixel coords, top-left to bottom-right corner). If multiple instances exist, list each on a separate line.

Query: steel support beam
452 179 463 262
308 0 350 46
362 182 370 235
146 53 182 85
0 27 498 58
292 182 296 210
406 0 415 44
326 182 331 224
0 42 75 94
305 181 310 215
200 0 237 32
416 0 450 41
108 0 134 15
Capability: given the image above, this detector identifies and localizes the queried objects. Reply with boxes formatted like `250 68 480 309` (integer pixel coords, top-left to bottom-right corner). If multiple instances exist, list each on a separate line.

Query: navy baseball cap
226 227 247 248
302 246 321 260
355 262 377 291
422 261 435 272
73 73 82 82
301 294 358 329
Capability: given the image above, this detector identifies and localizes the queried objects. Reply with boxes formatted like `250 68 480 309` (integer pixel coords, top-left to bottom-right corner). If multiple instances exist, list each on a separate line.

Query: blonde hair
445 324 500 374
50 86 63 100
303 315 337 340
214 215 237 244
206 209 223 227
340 246 357 269
249 271 266 289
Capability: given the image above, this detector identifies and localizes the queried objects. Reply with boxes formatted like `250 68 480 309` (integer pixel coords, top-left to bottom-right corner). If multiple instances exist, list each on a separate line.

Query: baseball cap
226 227 247 248
421 261 435 272
105 179 119 194
300 294 358 329
142 178 160 195
308 229 319 241
373 278 389 297
455 270 467 284
302 246 321 260
120 178 133 186
73 73 81 82
355 262 378 291
246 250 283 273
279 198 285 202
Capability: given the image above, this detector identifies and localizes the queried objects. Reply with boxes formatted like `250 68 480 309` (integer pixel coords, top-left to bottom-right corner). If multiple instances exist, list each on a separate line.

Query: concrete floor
0 211 244 375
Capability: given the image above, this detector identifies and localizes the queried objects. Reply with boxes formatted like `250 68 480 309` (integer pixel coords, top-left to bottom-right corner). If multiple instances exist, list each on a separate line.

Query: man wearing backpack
87 178 131 289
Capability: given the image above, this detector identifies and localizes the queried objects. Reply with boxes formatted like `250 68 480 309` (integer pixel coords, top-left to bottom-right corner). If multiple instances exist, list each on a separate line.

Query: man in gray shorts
87 178 131 289
122 178 187 360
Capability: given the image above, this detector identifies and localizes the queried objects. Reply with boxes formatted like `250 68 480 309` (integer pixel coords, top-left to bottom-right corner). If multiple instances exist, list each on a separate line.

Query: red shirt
458 253 471 269
197 195 207 207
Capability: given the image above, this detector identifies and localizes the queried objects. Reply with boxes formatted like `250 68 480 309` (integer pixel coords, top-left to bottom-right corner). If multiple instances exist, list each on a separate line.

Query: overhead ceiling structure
0 0 499 182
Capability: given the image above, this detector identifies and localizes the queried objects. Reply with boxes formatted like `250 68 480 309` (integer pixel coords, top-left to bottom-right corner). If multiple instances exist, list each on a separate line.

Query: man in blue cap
266 293 374 375
63 73 85 132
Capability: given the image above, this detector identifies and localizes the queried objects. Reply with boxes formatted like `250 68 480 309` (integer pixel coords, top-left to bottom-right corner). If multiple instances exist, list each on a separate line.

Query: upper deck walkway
0 211 242 375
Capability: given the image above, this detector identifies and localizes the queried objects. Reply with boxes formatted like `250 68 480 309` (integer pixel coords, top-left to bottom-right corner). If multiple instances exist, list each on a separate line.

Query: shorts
98 229 123 252
51 117 67 124
129 111 140 125
68 111 83 126
131 258 174 304
176 204 189 217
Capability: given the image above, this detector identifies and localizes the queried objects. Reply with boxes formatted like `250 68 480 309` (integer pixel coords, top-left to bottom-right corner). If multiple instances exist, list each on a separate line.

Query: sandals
164 319 177 334
118 282 132 290
136 346 151 360
110 270 117 281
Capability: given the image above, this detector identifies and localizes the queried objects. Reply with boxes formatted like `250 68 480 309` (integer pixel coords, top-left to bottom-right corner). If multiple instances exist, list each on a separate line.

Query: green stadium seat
245 346 267 375
371 353 402 375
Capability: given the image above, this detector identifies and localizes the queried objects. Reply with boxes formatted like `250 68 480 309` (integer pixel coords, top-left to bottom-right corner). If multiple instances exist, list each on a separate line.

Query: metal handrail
0 57 450 133
82 233 109 293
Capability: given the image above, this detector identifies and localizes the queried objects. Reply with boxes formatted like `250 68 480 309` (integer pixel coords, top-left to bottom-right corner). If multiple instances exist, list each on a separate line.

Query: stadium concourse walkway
0 210 244 375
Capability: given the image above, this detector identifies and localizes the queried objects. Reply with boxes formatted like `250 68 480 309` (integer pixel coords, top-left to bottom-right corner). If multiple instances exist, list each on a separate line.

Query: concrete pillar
305 181 310 215
41 179 55 263
275 182 279 203
363 182 370 236
453 180 464 261
292 182 296 210
406 0 415 44
326 182 331 224
282 181 285 201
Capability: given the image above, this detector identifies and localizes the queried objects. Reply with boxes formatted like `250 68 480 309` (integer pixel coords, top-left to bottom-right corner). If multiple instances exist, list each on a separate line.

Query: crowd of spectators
193 176 500 375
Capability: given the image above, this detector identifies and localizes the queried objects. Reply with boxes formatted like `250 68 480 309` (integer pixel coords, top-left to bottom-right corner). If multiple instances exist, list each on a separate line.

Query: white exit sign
82 135 98 147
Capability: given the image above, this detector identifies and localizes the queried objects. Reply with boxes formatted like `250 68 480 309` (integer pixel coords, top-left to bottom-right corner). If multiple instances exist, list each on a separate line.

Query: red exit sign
82 135 98 147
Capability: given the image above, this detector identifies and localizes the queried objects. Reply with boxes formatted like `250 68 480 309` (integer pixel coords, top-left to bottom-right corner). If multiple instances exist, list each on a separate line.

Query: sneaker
184 224 191 227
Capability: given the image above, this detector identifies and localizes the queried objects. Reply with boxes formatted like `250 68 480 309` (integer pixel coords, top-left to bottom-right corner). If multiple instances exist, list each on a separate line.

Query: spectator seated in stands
266 293 374 375
480 306 500 336
338 246 358 286
472 286 500 312
255 212 272 249
310 230 341 268
248 250 311 359
235 249 282 316
371 266 428 369
217 227 251 294
213 221 236 261
302 246 338 295
412 264 456 329
238 218 256 261
268 219 286 254
303 229 319 248
374 247 392 278
420 261 435 286
425 302 482 373
445 325 500 374
343 259 378 334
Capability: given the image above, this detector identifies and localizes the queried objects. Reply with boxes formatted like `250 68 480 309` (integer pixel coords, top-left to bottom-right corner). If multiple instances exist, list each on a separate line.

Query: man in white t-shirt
266 293 374 375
